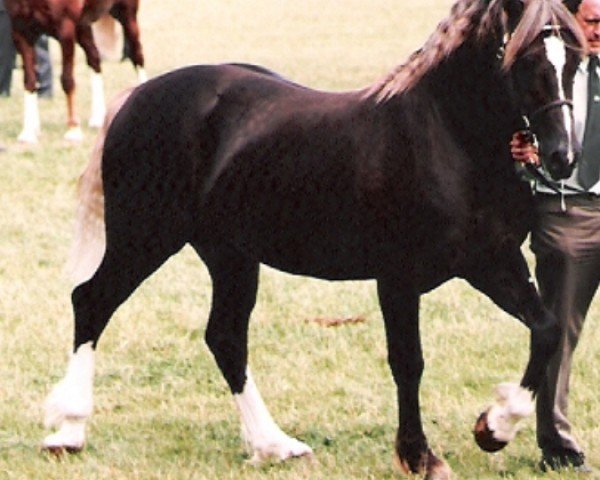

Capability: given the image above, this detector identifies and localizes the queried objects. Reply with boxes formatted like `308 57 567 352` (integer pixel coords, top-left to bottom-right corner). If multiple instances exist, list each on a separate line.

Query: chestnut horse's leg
192 241 313 464
55 20 84 142
111 1 147 82
377 276 452 480
465 243 560 452
76 24 106 129
11 31 40 143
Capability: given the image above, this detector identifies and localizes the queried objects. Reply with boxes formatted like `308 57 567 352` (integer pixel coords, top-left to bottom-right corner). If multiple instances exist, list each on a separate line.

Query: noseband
526 98 573 126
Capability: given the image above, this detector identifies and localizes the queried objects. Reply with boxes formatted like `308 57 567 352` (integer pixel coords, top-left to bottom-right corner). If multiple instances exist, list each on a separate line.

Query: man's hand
510 130 540 166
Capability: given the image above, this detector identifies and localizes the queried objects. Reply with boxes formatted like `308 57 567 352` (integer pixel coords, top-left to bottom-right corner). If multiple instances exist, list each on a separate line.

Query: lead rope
520 115 575 212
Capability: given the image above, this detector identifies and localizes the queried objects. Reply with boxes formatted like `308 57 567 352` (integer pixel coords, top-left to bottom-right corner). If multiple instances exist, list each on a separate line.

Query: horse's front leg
465 244 560 452
377 277 452 480
193 243 313 464
12 32 40 143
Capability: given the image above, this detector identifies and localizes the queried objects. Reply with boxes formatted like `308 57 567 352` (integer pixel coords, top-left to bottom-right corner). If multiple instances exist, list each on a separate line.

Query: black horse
42 0 585 478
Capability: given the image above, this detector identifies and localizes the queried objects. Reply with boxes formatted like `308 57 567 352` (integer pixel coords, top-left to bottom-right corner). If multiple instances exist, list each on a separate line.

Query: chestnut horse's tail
92 14 123 62
68 88 133 286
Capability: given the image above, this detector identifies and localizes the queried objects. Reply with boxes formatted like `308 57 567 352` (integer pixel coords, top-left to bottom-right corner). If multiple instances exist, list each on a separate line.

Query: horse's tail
68 87 133 286
92 14 123 62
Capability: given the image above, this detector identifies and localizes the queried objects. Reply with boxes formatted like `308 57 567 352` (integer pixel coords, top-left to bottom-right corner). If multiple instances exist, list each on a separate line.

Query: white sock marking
89 72 106 128
63 126 84 142
137 67 148 84
486 382 534 442
18 91 40 143
234 369 313 464
43 342 95 450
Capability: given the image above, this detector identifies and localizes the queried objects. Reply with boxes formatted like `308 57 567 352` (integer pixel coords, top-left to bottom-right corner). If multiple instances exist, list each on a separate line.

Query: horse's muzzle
544 149 579 181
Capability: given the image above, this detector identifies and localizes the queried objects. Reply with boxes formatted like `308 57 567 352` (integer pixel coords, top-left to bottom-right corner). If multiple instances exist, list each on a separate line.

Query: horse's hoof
473 410 509 453
64 126 84 142
42 444 65 458
41 426 86 458
88 115 105 129
394 449 452 480
42 442 83 456
17 131 39 144
41 442 83 458
425 458 453 480
246 435 314 465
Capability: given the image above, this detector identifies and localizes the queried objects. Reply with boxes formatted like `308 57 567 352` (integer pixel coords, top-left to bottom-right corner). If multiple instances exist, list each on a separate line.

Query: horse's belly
222 211 377 280
201 187 438 281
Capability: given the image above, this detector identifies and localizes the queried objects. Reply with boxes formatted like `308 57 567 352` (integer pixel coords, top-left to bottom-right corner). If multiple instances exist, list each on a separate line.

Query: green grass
1 1 599 479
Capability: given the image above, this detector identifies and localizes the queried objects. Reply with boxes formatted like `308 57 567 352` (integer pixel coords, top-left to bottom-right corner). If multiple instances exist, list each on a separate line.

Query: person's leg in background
0 6 16 97
35 35 53 98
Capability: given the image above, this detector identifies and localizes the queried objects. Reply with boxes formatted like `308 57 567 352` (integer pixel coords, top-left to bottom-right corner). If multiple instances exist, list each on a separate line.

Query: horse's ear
503 0 525 32
563 0 582 13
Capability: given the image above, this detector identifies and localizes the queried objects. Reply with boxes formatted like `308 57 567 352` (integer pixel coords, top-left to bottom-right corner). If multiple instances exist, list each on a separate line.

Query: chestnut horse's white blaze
43 342 95 452
235 370 313 463
544 33 576 163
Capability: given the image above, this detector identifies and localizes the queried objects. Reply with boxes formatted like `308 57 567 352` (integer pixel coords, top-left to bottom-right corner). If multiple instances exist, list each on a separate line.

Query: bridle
520 23 575 129
503 21 584 196
527 98 574 126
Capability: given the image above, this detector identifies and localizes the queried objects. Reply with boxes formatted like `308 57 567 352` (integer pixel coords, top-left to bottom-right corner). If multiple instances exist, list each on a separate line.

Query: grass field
1 1 599 479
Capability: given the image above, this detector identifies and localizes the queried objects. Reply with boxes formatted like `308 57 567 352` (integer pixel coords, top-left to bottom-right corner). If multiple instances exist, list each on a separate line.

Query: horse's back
105 63 368 179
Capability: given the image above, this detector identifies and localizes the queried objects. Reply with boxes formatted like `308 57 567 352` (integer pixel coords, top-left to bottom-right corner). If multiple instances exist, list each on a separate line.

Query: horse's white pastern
234 369 313 463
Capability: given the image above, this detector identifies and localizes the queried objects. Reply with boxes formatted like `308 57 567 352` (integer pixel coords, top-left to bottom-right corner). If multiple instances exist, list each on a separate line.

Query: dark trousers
0 11 15 96
531 194 600 454
34 35 53 97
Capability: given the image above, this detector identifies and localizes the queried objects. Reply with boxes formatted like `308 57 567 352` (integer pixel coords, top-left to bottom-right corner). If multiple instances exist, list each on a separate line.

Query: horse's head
502 0 586 180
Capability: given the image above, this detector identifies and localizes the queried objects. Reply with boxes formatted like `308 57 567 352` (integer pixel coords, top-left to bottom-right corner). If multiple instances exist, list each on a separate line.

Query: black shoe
540 449 593 474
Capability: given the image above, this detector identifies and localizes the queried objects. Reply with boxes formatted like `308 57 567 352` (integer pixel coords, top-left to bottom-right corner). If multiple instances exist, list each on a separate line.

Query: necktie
578 55 600 190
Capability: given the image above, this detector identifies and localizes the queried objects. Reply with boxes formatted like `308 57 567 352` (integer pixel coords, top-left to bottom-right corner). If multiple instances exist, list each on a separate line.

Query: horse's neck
425 45 517 159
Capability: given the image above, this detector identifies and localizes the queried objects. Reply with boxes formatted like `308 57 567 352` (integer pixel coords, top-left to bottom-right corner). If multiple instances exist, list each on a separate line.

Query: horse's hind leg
43 233 181 454
111 2 147 82
76 24 106 129
192 242 313 463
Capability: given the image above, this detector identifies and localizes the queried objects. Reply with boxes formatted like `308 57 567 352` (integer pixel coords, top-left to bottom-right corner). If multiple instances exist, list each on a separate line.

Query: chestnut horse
43 0 585 478
5 0 146 143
